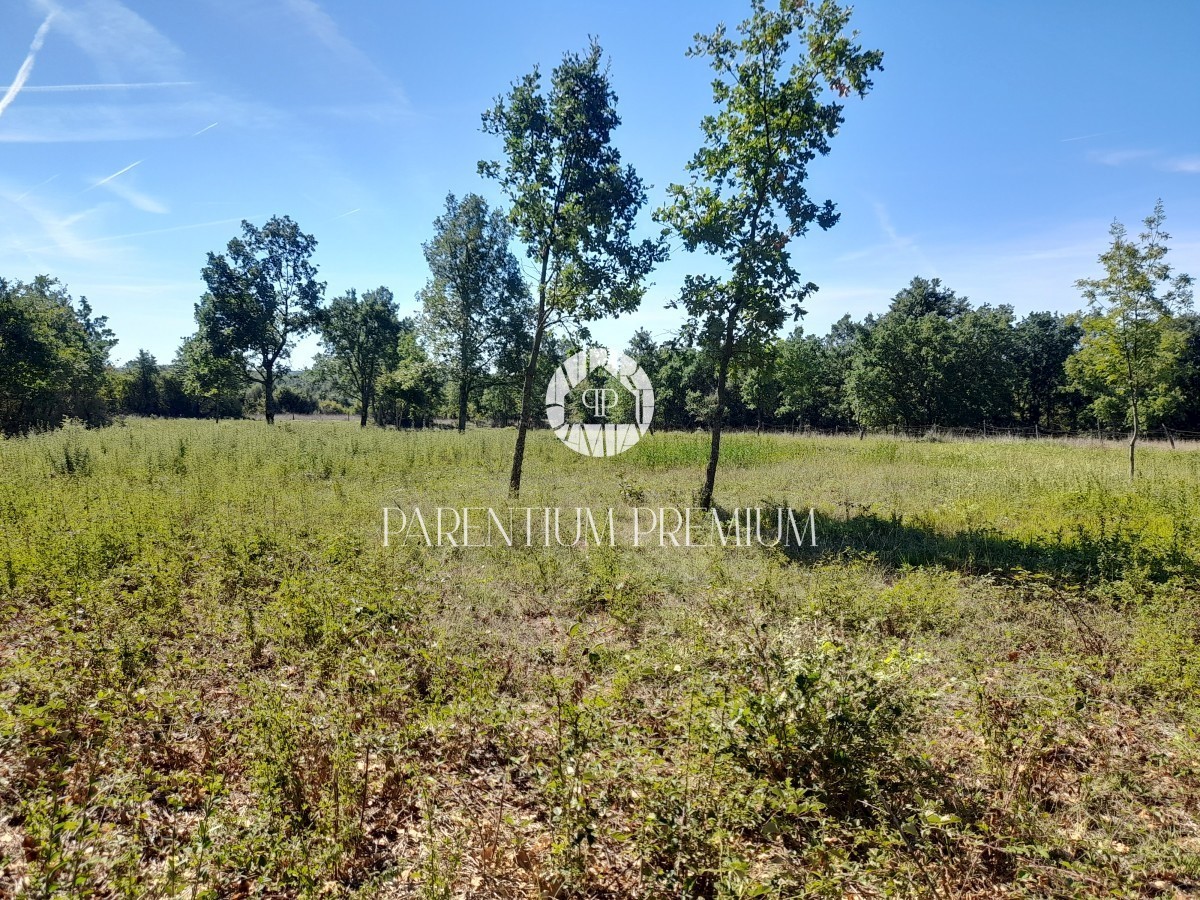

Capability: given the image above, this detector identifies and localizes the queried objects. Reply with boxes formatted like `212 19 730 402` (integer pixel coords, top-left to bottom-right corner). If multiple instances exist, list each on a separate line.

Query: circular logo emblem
545 348 654 457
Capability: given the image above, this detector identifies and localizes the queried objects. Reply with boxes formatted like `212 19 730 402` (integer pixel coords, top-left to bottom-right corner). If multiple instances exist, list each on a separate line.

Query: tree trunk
509 320 545 498
358 397 368 429
699 319 736 511
1163 423 1176 450
1129 397 1140 480
508 244 553 499
457 377 468 433
263 365 276 426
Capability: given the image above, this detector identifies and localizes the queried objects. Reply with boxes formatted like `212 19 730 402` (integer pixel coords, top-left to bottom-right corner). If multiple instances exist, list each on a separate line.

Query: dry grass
0 419 1198 898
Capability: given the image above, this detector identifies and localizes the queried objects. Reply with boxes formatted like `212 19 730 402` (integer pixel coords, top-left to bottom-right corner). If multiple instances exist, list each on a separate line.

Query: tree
0 276 116 434
176 332 246 420
197 216 325 425
374 324 445 428
320 287 402 427
847 279 1016 430
1012 312 1082 430
776 326 853 430
1066 201 1194 477
656 0 883 509
734 340 780 433
118 349 161 416
1167 313 1200 432
479 39 668 496
419 193 531 432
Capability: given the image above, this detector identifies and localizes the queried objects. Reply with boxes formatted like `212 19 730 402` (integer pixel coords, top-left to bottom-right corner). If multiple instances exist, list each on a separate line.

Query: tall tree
320 286 402 427
198 216 325 425
479 39 668 497
119 349 161 416
1067 202 1194 477
1167 313 1200 431
418 193 531 432
847 278 1016 430
656 0 883 509
1012 311 1081 430
0 276 116 434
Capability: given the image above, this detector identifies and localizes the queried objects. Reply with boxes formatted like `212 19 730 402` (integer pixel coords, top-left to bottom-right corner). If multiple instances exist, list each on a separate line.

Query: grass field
1 419 1198 898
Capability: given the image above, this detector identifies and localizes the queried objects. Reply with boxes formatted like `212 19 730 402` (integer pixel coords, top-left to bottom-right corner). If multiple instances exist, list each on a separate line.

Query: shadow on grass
778 509 1193 584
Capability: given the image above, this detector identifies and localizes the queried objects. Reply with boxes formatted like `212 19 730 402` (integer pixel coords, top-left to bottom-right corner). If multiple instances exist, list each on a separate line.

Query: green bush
723 634 921 816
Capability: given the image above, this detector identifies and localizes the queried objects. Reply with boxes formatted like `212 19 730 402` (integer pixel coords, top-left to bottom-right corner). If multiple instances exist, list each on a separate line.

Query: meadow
1 419 1198 898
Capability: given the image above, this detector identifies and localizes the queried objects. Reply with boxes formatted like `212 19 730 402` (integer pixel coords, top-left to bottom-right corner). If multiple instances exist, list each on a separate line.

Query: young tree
320 286 402 427
1067 201 1194 477
419 193 531 432
479 39 668 497
197 216 325 425
656 0 883 509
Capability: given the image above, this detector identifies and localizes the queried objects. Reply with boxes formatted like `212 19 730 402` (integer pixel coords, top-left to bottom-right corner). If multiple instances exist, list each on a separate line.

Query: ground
1 420 1198 898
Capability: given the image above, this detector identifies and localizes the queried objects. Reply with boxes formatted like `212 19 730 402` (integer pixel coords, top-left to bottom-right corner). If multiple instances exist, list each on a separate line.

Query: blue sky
2 0 1198 366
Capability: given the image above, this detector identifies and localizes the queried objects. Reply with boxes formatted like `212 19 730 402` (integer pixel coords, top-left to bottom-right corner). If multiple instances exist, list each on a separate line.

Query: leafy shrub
723 634 920 816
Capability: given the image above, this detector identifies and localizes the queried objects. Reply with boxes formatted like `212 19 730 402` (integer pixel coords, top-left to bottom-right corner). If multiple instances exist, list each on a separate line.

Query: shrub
723 634 921 816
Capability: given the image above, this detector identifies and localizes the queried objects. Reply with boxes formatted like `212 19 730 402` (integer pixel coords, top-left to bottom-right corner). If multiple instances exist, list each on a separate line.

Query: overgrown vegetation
2 421 1197 896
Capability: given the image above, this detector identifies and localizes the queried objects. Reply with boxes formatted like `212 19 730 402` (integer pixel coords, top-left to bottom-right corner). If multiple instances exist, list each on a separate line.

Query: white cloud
0 11 56 120
9 81 194 92
0 189 109 262
1088 148 1155 167
0 97 280 143
90 159 141 187
1163 156 1200 175
31 0 184 81
279 0 407 103
99 179 168 214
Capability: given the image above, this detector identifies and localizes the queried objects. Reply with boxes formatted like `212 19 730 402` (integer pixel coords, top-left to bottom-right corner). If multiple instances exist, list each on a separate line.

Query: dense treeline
633 275 1199 435
6 266 1198 438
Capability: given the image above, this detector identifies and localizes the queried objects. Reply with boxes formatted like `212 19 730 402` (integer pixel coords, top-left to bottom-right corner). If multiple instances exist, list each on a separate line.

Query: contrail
1060 131 1115 143
2 81 195 93
191 122 218 137
332 208 361 219
7 216 265 255
0 12 56 120
89 160 142 189
15 173 59 201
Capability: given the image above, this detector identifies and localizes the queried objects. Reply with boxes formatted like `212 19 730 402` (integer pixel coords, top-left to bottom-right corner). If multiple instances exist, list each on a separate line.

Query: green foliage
1 421 1199 895
372 325 445 427
847 278 1019 429
320 286 403 427
175 332 248 419
0 276 116 434
1067 201 1194 475
418 193 531 432
1012 311 1084 428
723 633 920 813
479 38 668 495
197 215 326 425
657 0 883 508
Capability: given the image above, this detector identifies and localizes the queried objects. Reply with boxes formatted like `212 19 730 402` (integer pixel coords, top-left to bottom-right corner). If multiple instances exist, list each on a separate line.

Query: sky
2 0 1199 367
